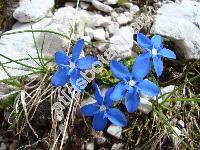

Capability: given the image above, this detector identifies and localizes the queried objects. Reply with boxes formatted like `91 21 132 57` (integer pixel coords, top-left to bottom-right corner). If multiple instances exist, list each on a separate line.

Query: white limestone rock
80 2 90 9
107 124 122 139
13 0 54 23
106 22 119 35
109 26 133 58
116 14 129 25
92 0 113 13
0 18 52 80
138 97 153 114
106 0 118 5
36 7 88 55
92 14 112 27
151 0 200 59
93 28 106 41
85 27 94 39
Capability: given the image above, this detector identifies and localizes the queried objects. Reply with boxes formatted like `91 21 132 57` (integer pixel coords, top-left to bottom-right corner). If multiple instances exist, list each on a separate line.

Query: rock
0 143 6 150
124 12 133 22
36 7 89 55
106 0 118 5
94 42 108 52
177 120 185 128
124 2 134 9
107 22 119 35
36 23 70 56
86 142 94 150
80 2 90 9
93 28 106 41
85 27 94 39
111 143 123 150
78 10 94 27
13 0 54 23
0 18 52 80
107 124 122 139
158 85 175 104
92 14 112 27
130 5 140 14
125 3 140 14
116 14 129 25
138 97 152 114
92 0 113 13
109 26 133 58
151 0 200 59
65 2 76 7
81 36 91 44
111 11 119 19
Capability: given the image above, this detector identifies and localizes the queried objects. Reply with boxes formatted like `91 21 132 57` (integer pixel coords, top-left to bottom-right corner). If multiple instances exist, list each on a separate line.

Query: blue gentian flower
135 33 176 76
110 60 159 113
51 39 97 92
81 83 127 131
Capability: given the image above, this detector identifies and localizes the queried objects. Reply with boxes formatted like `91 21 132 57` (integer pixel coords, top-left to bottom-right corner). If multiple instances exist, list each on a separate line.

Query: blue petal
125 87 140 113
151 35 163 49
54 51 70 66
92 111 108 131
72 39 85 62
81 103 99 116
76 56 97 70
104 87 114 107
69 69 87 93
136 79 159 96
159 48 176 59
51 67 69 87
107 108 127 127
153 56 163 76
93 83 104 105
110 82 127 101
137 33 152 49
132 53 151 81
110 60 131 81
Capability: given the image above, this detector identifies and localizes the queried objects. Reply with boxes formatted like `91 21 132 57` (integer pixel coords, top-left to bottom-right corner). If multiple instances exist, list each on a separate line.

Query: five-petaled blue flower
81 83 127 131
110 60 159 113
135 33 176 76
51 39 97 92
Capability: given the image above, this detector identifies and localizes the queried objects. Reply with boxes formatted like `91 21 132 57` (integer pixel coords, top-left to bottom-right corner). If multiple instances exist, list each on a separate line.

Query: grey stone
92 0 113 13
106 0 118 5
93 28 106 41
92 14 112 27
107 124 122 139
13 0 54 23
116 14 129 25
106 22 119 35
80 2 90 9
86 142 94 150
0 18 52 80
151 0 200 59
111 143 123 150
109 26 133 58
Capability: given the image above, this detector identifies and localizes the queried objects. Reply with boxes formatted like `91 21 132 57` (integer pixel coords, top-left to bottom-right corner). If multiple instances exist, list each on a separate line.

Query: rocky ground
0 0 200 149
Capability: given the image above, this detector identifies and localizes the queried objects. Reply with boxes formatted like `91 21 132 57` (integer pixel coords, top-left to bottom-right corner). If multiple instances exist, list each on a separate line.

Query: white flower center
151 48 158 55
100 105 106 111
129 80 136 87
